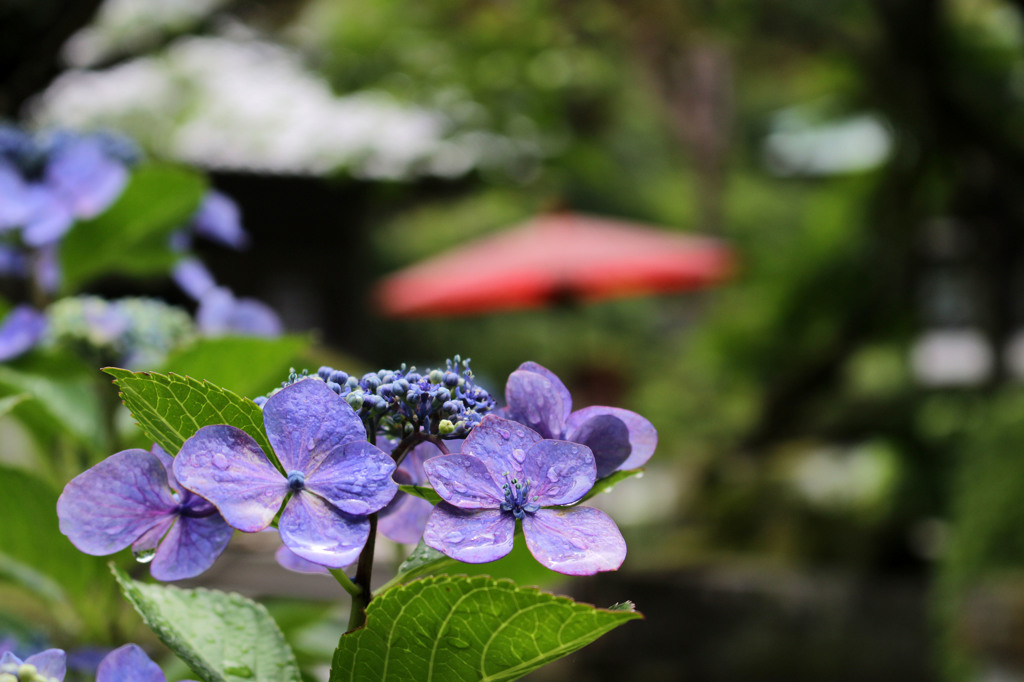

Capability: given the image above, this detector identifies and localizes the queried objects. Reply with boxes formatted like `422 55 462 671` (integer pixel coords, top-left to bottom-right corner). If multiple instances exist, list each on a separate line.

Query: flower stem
346 513 378 632
328 568 361 599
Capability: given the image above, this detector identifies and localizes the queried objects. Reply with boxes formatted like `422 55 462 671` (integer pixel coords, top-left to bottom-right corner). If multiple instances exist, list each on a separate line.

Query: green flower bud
438 419 456 435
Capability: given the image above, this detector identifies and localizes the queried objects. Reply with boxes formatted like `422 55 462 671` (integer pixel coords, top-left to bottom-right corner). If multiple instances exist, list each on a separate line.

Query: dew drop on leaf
222 661 253 678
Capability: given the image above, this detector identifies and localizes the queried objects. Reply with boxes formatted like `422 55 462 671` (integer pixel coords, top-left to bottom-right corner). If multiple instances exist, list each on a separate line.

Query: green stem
346 513 378 632
329 568 362 599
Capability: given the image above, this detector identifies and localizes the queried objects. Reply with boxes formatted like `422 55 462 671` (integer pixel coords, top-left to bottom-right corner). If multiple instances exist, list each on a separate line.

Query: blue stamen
500 475 539 520
287 470 306 492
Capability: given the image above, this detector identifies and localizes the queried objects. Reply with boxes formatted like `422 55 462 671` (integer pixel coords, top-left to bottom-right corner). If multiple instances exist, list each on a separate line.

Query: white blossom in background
33 37 530 180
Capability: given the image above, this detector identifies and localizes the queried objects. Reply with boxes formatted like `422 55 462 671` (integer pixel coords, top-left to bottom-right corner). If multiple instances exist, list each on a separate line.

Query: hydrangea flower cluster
174 378 397 568
0 125 136 250
422 415 627 575
258 356 495 441
57 445 233 581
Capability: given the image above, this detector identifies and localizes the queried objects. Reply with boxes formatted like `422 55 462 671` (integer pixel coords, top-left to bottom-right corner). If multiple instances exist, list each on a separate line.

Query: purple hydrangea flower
96 644 196 682
189 191 248 250
0 648 66 681
196 286 282 337
174 378 397 568
57 445 233 581
505 361 657 478
422 415 626 575
0 305 47 362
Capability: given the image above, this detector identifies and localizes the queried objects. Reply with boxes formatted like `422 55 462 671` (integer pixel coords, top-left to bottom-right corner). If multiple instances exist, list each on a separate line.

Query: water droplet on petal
546 467 560 482
512 448 526 463
445 531 464 544
498 429 510 440
452 482 468 494
569 536 588 550
133 548 156 564
212 453 229 470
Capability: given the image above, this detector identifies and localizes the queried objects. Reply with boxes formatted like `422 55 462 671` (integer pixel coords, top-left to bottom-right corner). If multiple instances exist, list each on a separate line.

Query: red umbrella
373 211 736 317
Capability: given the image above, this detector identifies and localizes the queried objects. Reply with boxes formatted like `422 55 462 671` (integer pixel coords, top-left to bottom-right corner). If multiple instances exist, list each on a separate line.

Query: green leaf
0 393 29 418
60 163 206 291
331 575 641 682
0 466 122 638
104 368 273 460
398 484 442 505
160 335 310 399
574 469 645 505
112 566 302 682
0 350 106 454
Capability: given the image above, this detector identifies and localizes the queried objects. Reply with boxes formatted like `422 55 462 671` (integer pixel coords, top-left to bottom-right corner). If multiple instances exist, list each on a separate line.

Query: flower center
287 470 306 492
500 475 540 520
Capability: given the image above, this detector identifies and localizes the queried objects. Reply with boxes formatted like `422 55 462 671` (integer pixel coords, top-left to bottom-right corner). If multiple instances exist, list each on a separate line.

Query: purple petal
275 543 332 574
566 406 657 477
460 415 542 480
0 244 28 276
21 184 74 246
0 162 31 228
504 364 570 439
423 454 504 509
45 138 128 219
522 507 626 575
304 440 396 516
130 514 175 558
196 287 282 337
32 244 61 293
25 648 67 680
262 378 367 474
57 449 178 555
191 191 249 249
0 305 46 361
172 258 217 300
174 425 286 532
96 644 165 682
521 440 595 506
278 492 369 568
377 493 433 544
423 504 515 563
0 651 22 667
149 514 233 581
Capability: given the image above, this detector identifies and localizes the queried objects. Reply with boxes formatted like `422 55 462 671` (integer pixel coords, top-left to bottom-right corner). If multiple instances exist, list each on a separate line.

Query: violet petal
278 492 369 568
172 258 217 301
191 191 249 249
58 449 178 555
461 415 541 480
174 425 286 532
25 648 67 680
522 507 626 575
566 406 657 477
303 439 396 516
423 503 515 564
422 454 504 509
21 184 74 246
262 378 366 473
521 440 595 506
275 544 331 575
504 367 568 439
0 305 46 362
46 138 127 219
377 493 433 544
149 514 233 581
96 644 166 682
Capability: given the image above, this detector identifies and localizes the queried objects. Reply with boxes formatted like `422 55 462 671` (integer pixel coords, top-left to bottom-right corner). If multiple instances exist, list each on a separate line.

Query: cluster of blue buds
256 356 496 440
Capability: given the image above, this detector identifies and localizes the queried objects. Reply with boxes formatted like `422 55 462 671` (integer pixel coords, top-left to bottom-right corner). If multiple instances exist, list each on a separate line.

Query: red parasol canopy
373 212 736 317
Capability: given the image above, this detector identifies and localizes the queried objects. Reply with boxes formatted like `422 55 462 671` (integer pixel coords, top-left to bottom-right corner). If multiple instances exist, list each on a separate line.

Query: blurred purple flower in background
57 445 233 581
422 415 626 575
505 361 657 478
0 647 66 681
0 305 47 362
174 378 397 568
95 644 197 682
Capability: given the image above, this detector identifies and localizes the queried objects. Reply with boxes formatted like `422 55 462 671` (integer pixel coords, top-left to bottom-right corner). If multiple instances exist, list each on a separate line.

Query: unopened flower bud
438 419 456 435
346 392 364 410
429 369 444 384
